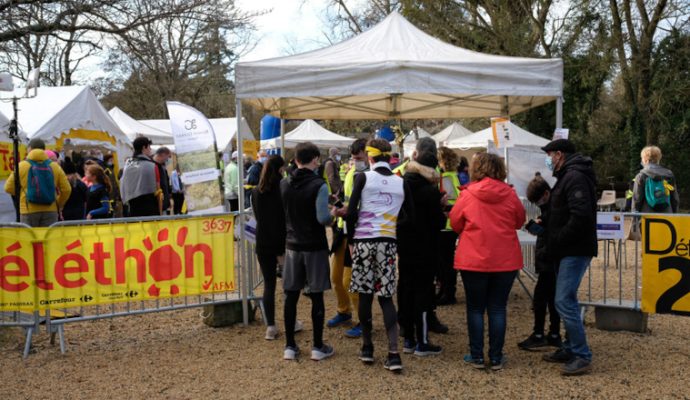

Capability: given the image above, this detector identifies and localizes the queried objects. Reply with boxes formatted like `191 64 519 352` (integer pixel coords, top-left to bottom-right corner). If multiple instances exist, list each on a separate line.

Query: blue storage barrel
377 125 394 141
260 115 281 140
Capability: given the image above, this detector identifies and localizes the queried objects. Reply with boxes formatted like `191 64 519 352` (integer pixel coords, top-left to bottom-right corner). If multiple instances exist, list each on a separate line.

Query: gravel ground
2 241 690 400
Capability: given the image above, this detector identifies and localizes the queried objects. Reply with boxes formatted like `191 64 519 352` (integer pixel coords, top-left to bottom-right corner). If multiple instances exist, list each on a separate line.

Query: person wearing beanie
4 138 71 226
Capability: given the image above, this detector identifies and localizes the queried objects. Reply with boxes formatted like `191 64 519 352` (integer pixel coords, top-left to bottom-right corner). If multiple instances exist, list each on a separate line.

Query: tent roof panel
446 122 550 149
236 11 562 119
261 119 354 149
108 107 173 144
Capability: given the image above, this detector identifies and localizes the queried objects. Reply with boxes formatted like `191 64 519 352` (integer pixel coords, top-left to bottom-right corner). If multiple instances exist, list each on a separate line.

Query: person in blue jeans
449 153 526 370
541 139 598 375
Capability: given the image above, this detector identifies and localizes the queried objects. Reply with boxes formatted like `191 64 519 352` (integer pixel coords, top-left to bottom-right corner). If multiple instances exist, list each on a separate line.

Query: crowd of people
247 133 665 376
4 136 186 227
4 129 680 377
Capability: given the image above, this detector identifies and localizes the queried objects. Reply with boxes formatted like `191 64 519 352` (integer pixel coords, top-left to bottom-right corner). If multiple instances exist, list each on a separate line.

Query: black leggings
284 290 325 349
359 293 399 353
533 269 560 336
398 262 435 345
257 252 278 326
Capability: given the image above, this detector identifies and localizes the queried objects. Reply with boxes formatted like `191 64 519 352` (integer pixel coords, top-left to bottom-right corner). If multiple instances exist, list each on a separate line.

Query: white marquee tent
139 117 254 153
0 111 27 142
0 86 132 164
261 119 354 149
109 107 173 145
236 11 563 121
446 121 550 150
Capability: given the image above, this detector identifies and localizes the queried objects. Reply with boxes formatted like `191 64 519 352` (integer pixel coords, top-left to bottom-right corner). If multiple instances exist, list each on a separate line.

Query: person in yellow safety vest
393 158 409 177
326 138 368 338
436 147 462 305
339 160 350 182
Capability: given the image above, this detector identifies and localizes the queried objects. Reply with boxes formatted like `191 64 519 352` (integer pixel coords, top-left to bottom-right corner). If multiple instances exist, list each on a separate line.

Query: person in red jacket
449 152 525 371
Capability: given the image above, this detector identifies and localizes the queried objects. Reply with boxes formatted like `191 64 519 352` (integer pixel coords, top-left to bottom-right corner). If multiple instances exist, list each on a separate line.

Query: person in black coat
396 141 448 356
251 155 287 341
541 139 597 375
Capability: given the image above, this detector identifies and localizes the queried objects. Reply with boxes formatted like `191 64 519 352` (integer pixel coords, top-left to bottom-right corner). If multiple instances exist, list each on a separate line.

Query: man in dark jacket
397 138 448 356
541 139 597 376
153 147 172 214
120 136 161 217
280 142 334 362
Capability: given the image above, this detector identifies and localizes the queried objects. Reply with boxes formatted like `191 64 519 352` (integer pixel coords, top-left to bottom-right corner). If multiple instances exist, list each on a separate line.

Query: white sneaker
294 320 304 333
265 325 279 340
283 346 300 360
311 344 335 361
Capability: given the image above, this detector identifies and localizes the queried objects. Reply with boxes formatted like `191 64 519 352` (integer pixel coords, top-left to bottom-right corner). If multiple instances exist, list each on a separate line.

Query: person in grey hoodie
120 136 161 217
632 145 679 213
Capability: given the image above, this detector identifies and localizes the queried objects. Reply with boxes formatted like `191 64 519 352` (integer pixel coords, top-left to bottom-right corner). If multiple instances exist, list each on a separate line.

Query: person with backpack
632 146 679 213
4 138 71 227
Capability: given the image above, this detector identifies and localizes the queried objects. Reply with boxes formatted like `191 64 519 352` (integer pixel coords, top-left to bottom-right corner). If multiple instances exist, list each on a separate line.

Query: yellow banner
0 142 27 180
641 216 690 316
242 139 260 159
0 216 234 311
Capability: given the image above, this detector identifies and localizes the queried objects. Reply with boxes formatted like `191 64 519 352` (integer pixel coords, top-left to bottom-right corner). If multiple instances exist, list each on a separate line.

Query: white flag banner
167 101 217 154
490 117 511 148
166 101 223 214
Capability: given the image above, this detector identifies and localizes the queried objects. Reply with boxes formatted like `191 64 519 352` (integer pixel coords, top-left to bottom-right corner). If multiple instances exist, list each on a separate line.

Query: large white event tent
109 107 173 145
261 119 354 149
234 10 563 275
0 86 132 165
446 121 550 150
138 117 254 153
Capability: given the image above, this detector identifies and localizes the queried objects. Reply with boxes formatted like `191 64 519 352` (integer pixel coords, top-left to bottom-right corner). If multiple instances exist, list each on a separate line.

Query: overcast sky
236 0 335 62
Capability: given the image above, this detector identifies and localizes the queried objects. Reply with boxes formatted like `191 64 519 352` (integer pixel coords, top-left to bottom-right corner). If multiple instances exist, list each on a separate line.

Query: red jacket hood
463 178 515 205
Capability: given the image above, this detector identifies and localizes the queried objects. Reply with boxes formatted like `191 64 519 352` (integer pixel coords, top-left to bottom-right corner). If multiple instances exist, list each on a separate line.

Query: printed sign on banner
166 101 224 214
641 215 690 316
0 216 234 311
242 139 259 159
490 117 511 148
596 212 625 240
0 142 26 180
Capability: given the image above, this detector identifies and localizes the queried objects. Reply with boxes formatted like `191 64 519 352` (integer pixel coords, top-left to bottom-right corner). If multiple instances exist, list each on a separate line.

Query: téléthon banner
166 101 224 214
641 215 690 316
0 215 235 311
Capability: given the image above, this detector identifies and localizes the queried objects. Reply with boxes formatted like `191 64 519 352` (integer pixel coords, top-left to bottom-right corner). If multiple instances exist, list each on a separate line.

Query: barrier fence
3 210 689 358
0 212 263 358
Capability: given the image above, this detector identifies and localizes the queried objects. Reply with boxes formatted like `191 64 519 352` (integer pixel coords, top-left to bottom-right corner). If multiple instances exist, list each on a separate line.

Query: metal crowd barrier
0 222 43 358
1 212 259 357
580 213 644 311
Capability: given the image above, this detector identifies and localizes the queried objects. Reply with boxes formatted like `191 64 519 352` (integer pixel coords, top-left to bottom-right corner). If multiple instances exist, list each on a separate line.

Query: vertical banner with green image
166 101 224 214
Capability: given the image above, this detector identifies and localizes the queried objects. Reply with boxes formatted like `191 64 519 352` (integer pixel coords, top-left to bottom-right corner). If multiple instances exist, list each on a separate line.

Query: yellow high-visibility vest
440 171 461 230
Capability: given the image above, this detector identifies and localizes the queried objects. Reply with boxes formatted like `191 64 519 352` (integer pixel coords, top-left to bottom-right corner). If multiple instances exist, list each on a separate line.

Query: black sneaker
543 348 574 363
414 343 443 357
561 356 592 376
490 356 507 371
517 333 548 351
384 352 403 372
547 333 563 348
428 312 449 334
402 338 416 354
359 344 374 364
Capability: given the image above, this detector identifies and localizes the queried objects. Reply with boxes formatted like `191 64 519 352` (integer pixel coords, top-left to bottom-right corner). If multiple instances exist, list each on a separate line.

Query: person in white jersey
333 138 413 373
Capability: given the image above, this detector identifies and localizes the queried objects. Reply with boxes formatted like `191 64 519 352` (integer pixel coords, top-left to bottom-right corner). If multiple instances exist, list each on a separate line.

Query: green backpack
644 176 671 211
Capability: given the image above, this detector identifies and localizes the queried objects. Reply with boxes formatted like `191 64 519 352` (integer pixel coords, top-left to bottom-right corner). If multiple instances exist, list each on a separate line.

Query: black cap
541 139 576 154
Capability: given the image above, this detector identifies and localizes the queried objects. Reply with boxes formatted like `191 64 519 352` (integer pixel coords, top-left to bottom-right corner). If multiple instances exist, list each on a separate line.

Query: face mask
354 160 367 172
259 157 268 164
335 155 341 162
545 155 554 171
165 159 171 166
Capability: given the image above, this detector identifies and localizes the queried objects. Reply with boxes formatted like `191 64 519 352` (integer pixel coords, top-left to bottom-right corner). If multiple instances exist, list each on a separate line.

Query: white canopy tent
139 117 254 153
261 119 354 150
0 111 27 142
0 86 132 165
233 12 564 301
446 121 550 150
236 11 563 122
109 107 173 145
